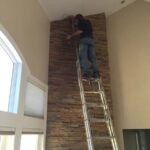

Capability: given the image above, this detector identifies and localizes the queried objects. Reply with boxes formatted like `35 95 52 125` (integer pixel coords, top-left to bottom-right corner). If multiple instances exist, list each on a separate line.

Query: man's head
73 14 84 26
75 14 84 20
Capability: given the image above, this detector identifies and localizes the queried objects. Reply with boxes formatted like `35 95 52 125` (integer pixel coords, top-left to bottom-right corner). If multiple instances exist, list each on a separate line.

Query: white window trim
0 33 23 113
0 24 48 150
0 36 21 113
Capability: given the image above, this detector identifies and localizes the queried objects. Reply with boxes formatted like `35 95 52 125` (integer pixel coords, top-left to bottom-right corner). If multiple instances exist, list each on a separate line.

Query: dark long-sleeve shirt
78 19 93 39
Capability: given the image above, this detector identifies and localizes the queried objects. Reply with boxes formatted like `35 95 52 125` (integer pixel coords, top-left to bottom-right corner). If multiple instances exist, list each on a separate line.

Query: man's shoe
93 72 100 81
82 73 90 81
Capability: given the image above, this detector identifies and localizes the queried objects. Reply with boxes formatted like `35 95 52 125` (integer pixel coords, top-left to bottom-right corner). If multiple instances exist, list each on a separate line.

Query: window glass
0 31 22 113
0 134 14 150
20 134 43 150
0 46 13 111
24 83 45 118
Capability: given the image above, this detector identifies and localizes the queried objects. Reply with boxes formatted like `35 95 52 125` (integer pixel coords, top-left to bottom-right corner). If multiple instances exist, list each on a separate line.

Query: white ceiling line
38 0 137 21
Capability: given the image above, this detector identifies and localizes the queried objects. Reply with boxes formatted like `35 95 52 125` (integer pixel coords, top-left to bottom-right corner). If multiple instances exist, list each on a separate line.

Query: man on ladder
67 14 119 150
67 14 100 80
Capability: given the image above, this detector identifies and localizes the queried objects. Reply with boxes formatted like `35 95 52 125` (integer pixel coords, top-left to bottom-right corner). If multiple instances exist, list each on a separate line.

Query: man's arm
67 30 83 40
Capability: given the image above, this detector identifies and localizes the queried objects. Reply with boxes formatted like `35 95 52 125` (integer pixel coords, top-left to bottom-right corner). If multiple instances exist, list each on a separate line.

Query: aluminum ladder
75 45 119 150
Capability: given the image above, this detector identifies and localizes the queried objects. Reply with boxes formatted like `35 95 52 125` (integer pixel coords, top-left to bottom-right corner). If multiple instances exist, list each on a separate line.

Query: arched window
0 31 22 113
0 25 47 150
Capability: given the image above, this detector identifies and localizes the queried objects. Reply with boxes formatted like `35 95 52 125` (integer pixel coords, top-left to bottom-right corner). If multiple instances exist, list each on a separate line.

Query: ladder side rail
71 18 94 150
99 86 116 149
97 80 119 150
75 44 94 150
99 81 118 150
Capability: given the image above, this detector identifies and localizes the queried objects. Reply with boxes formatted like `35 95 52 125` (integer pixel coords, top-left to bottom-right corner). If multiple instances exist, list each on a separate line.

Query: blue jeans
79 37 99 74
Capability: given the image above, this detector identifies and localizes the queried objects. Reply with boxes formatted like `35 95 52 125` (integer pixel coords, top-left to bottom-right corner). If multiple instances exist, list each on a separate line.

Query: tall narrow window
0 132 15 150
24 82 45 118
20 133 44 150
0 31 22 113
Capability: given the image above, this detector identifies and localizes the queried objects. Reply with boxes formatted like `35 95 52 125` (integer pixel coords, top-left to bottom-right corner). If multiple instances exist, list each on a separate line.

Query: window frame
0 31 22 113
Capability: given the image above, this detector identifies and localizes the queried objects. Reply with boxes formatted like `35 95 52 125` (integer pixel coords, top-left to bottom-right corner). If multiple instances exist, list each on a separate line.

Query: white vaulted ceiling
39 0 137 21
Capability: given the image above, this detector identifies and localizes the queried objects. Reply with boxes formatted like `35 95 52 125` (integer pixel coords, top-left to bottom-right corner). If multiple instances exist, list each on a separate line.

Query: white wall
0 0 50 84
107 0 150 149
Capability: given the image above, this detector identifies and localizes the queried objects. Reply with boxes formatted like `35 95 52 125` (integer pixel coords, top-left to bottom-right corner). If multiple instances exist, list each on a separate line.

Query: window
0 25 47 150
0 31 22 113
123 129 150 150
20 133 44 150
24 82 45 118
0 132 15 150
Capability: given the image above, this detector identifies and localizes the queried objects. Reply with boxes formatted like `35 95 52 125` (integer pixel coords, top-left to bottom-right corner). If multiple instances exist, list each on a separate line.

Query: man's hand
66 30 82 40
67 35 72 40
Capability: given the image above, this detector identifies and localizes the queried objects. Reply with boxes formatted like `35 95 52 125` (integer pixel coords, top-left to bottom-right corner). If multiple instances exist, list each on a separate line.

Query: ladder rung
90 118 108 123
84 90 102 94
82 78 100 82
93 136 115 140
87 102 106 108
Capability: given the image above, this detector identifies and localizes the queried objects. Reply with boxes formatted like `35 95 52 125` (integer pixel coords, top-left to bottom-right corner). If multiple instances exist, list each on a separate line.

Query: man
67 14 100 80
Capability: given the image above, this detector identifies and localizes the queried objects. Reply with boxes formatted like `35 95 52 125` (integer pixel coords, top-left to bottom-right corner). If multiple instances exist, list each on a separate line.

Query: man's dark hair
75 14 84 21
